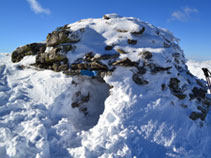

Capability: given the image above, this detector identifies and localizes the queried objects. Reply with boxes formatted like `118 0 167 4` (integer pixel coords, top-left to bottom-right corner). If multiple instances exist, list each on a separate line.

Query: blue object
80 70 98 77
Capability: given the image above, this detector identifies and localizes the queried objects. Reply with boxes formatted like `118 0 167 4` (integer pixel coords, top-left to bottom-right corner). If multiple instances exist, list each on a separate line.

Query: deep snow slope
1 14 211 158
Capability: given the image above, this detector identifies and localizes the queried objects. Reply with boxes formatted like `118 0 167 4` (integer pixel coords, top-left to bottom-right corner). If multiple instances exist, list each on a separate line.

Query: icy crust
1 14 211 158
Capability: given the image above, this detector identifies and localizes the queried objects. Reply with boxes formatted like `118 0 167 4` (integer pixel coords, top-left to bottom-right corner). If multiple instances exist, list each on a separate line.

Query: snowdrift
0 14 211 158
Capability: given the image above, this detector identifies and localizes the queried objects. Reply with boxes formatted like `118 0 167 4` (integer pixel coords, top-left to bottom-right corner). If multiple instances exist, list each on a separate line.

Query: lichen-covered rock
35 47 69 71
11 43 46 63
46 26 81 47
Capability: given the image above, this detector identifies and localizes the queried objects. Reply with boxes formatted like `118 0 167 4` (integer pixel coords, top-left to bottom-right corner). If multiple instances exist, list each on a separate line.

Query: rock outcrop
11 14 211 123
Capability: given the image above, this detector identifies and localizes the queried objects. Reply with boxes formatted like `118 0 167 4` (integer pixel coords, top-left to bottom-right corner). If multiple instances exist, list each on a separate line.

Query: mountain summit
1 14 211 158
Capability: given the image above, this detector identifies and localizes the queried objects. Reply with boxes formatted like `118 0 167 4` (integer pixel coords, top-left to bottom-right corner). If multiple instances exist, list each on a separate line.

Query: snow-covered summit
1 14 211 158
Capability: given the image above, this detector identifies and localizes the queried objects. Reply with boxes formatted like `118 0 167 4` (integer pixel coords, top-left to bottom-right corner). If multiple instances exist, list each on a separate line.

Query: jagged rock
112 58 138 67
132 73 148 85
36 47 67 64
128 39 137 45
35 47 69 71
46 27 81 47
131 27 145 35
11 43 46 63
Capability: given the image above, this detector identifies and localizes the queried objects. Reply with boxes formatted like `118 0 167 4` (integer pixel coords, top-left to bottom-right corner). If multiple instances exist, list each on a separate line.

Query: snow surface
0 14 211 158
187 60 211 80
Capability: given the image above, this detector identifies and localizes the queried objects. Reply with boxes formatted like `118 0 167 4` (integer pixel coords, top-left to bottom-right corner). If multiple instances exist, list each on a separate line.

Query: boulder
11 43 46 63
46 27 81 47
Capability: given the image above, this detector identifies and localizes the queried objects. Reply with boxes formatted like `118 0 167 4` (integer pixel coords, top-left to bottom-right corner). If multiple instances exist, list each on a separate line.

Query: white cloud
26 0 51 14
170 7 198 22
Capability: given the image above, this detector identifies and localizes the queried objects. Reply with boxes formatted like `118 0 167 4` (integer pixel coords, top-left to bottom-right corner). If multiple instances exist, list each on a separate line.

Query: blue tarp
80 70 98 77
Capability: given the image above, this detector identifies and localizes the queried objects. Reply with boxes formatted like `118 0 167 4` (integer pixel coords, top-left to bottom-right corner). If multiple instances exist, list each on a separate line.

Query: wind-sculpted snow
1 14 211 158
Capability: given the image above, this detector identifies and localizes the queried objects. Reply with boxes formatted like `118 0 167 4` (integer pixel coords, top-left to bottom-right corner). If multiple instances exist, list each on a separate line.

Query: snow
0 14 211 158
187 60 211 80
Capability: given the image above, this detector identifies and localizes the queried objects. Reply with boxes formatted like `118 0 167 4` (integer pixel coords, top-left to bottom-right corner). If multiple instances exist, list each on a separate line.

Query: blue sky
0 0 210 60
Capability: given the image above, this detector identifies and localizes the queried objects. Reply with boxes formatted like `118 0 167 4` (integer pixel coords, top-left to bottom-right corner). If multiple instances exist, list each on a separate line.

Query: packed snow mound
1 14 211 158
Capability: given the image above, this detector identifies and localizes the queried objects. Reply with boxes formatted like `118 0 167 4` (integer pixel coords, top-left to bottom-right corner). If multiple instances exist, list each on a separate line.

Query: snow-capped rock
1 14 211 158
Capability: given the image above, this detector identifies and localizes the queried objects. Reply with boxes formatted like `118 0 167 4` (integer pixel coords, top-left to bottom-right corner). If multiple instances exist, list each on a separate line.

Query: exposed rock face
11 43 46 62
35 47 69 71
46 25 81 47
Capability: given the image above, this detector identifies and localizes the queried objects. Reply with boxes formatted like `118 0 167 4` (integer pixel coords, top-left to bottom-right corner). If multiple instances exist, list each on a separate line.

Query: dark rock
112 58 138 67
146 63 171 74
105 45 113 50
140 51 152 60
94 53 119 61
137 66 147 75
169 78 180 93
128 39 137 45
189 87 207 100
173 93 187 100
161 84 166 91
11 43 46 63
132 73 148 85
131 27 145 35
189 112 206 121
103 15 111 20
